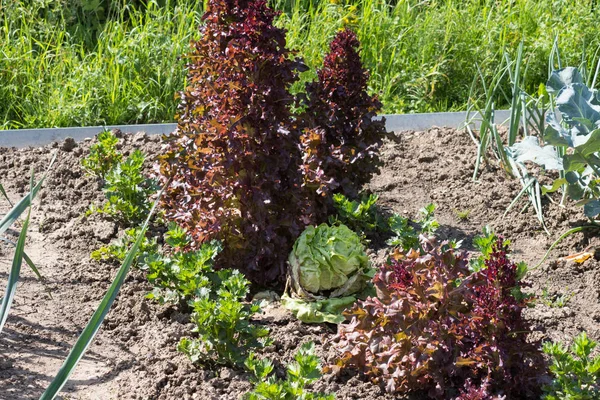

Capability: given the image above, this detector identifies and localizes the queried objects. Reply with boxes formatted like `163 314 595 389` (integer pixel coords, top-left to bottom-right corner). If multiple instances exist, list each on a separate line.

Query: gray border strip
383 110 511 133
0 123 177 149
0 110 512 148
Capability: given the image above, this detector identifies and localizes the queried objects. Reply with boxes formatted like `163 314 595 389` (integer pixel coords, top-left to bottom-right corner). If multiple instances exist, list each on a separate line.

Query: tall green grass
1 0 600 129
0 0 203 129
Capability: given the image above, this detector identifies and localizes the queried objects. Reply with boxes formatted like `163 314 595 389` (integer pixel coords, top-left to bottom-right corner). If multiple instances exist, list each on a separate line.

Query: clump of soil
0 127 598 400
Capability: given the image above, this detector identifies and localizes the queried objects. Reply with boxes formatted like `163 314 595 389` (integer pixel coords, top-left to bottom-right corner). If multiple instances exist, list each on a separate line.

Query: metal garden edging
0 110 512 148
0 123 176 149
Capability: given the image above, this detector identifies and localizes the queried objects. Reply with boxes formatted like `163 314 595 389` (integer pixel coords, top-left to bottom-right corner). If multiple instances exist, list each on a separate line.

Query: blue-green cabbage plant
509 67 600 219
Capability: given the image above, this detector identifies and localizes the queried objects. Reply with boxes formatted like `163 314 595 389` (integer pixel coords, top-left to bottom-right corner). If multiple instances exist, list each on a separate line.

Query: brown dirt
0 127 598 400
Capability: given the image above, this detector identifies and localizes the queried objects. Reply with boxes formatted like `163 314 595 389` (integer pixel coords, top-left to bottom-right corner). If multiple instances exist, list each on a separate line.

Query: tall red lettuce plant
157 0 311 285
300 29 387 203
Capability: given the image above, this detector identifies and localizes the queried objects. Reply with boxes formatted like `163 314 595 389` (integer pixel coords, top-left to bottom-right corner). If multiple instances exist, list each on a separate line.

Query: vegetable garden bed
3 0 600 397
1 127 598 399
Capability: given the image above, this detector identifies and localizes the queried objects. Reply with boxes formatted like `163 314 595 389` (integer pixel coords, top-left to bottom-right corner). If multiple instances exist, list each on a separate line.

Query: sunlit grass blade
0 183 13 207
503 176 535 217
549 34 562 74
0 151 56 237
0 171 33 334
533 180 547 233
40 183 167 400
591 49 600 89
0 237 43 281
533 225 598 270
506 41 524 146
467 57 510 181
505 153 548 233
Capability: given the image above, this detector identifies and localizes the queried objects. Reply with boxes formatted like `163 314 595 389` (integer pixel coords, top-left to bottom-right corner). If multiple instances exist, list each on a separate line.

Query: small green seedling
387 203 439 251
81 130 122 179
454 209 471 220
543 332 600 399
244 342 335 400
178 269 270 367
87 149 159 225
541 288 573 308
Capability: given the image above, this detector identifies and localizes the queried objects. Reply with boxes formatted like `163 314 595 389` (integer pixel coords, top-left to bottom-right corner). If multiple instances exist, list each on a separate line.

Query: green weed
454 209 471 220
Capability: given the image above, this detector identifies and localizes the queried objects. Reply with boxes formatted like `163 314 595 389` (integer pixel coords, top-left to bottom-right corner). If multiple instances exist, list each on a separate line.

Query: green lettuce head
284 223 372 323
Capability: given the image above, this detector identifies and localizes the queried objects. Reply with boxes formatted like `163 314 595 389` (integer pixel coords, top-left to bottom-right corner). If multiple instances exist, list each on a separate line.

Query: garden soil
0 128 599 400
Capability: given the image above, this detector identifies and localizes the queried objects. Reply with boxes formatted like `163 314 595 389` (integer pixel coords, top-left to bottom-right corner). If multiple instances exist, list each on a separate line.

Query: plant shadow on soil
0 128 599 399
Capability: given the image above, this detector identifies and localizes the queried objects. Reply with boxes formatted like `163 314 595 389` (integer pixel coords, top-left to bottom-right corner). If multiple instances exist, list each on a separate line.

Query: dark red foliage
335 237 545 399
300 29 387 201
387 255 413 290
157 0 311 285
455 241 542 399
456 380 497 400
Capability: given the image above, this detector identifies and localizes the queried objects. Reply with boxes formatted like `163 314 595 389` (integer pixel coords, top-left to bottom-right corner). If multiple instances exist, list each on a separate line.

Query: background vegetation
2 0 600 129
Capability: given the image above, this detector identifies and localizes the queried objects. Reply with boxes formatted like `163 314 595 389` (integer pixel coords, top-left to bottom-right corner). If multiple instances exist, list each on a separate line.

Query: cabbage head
284 223 371 323
288 223 370 299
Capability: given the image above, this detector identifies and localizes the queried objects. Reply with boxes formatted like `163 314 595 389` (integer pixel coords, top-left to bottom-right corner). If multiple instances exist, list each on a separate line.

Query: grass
0 0 202 129
1 0 600 129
